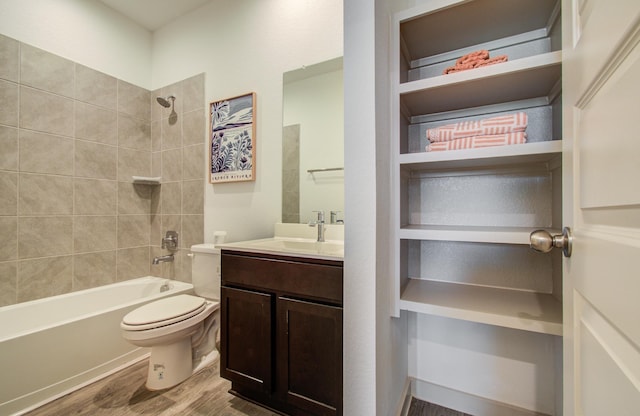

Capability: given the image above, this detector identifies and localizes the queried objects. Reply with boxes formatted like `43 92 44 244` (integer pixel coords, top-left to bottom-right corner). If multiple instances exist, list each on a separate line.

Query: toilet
121 244 221 390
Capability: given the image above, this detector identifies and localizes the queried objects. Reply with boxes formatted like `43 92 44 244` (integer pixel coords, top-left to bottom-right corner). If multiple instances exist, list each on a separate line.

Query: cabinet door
220 286 273 393
277 297 342 416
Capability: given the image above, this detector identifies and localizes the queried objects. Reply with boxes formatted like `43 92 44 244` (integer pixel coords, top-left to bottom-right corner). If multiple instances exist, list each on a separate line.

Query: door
562 0 640 414
220 286 273 393
277 297 342 416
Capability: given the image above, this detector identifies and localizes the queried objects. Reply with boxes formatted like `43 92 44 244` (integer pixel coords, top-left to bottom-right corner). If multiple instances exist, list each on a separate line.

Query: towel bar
307 167 344 173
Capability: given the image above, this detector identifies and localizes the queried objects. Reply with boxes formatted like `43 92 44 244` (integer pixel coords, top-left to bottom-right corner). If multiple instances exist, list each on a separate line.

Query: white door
562 0 640 415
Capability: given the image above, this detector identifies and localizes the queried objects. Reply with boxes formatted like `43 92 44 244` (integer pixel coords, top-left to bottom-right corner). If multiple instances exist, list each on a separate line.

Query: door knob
530 227 573 257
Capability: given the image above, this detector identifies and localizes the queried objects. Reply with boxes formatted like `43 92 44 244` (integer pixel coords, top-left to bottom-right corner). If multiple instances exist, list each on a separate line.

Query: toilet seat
121 294 206 331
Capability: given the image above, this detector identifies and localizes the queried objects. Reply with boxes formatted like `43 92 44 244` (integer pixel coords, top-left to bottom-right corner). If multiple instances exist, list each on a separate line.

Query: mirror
282 57 344 224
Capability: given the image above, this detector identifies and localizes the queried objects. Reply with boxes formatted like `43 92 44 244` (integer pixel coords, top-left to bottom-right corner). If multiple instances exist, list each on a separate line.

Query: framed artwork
209 92 256 183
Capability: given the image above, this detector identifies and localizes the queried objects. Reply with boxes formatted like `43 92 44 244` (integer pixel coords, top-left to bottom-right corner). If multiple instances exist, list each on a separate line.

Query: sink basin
251 239 343 254
219 237 344 259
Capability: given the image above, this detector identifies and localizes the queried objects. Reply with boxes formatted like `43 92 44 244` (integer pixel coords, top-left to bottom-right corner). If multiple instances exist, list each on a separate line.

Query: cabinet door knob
530 227 573 258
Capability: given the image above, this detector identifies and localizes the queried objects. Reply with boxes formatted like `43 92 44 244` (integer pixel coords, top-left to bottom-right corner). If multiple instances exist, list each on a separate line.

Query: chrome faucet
153 231 178 265
161 230 178 251
309 211 325 242
330 210 343 224
152 254 174 265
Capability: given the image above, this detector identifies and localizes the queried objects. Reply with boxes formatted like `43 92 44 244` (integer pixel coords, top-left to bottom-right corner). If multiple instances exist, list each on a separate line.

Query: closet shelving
399 51 562 116
392 0 563 336
400 279 563 335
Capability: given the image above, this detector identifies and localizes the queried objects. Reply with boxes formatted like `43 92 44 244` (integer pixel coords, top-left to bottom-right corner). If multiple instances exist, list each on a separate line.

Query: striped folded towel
427 112 528 143
426 132 527 152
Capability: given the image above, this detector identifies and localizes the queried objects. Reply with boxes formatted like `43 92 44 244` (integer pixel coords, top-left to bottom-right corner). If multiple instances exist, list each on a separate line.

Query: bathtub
0 276 193 416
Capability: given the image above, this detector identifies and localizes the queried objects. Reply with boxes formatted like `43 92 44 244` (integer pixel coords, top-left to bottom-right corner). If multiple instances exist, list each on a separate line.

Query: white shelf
132 176 161 185
399 140 562 171
399 225 559 245
399 51 562 116
400 279 563 336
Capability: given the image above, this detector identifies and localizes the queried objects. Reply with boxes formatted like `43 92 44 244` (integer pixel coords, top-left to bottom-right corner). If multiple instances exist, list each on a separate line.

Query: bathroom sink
218 237 344 260
251 238 343 254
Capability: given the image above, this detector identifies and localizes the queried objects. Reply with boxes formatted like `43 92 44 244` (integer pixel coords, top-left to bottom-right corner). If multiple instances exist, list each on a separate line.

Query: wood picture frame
209 92 256 183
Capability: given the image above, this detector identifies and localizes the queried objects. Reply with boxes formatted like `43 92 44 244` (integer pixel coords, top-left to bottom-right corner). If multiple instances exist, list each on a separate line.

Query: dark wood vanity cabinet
220 250 343 416
220 286 273 393
277 297 342 416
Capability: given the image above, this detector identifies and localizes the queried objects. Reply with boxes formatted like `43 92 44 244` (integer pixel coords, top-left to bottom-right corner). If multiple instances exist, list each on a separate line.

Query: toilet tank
190 244 221 300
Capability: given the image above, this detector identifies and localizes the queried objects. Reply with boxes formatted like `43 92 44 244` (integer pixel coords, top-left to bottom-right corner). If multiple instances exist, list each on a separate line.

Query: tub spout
160 279 172 292
152 254 174 265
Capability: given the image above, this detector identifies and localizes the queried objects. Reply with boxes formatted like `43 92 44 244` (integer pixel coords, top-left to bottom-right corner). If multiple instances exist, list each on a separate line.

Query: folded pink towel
427 112 528 143
443 50 509 74
443 63 475 74
476 55 508 68
426 132 527 152
456 50 490 65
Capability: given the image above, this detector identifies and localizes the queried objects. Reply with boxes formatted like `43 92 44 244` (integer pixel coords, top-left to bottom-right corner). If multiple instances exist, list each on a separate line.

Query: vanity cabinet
391 0 564 414
277 297 342 416
220 250 343 416
220 286 273 393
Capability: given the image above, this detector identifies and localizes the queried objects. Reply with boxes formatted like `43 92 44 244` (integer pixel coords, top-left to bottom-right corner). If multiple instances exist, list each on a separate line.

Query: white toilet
121 244 221 390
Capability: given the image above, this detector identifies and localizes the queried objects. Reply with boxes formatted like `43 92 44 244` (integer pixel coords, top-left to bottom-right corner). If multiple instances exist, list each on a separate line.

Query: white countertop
217 223 344 261
218 237 344 261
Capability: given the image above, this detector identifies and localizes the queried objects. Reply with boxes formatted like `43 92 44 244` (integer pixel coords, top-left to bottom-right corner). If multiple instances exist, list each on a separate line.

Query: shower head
156 95 175 108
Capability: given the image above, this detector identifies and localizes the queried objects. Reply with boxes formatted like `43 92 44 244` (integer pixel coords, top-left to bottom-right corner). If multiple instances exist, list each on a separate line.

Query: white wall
150 0 343 243
343 0 377 411
374 0 413 413
409 314 559 415
0 0 152 88
344 0 417 413
283 68 344 224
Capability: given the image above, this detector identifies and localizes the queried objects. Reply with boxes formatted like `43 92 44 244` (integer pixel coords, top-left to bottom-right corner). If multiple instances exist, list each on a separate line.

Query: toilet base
144 341 220 391
146 338 194 390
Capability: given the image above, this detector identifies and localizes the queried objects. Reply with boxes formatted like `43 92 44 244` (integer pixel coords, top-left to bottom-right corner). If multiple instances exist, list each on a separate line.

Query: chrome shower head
156 95 175 108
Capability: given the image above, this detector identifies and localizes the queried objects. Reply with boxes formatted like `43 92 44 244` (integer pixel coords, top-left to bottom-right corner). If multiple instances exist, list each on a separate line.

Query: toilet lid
122 294 206 329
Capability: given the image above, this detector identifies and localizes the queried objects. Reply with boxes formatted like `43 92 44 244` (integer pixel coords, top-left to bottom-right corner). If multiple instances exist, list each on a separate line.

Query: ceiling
99 0 213 31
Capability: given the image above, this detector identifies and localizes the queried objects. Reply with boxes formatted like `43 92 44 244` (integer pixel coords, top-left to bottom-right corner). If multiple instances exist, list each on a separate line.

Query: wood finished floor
24 359 279 416
407 398 472 416
25 358 469 416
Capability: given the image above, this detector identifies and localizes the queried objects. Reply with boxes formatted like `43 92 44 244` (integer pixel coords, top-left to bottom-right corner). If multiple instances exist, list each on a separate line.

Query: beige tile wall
0 34 205 306
150 75 206 282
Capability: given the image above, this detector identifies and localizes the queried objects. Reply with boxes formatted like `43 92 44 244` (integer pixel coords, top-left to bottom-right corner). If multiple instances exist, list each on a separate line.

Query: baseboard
411 378 551 416
394 377 413 416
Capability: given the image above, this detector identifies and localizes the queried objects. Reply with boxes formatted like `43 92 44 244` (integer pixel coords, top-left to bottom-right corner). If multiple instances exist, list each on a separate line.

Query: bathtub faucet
152 254 174 265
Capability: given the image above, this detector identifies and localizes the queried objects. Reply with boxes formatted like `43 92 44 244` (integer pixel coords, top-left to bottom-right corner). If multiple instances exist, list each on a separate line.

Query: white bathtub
0 276 193 416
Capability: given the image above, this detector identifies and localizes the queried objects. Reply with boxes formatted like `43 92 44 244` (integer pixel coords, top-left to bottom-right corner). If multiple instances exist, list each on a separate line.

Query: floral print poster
209 92 256 183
